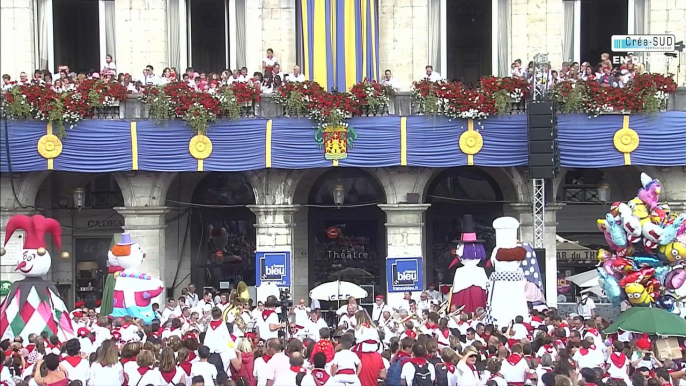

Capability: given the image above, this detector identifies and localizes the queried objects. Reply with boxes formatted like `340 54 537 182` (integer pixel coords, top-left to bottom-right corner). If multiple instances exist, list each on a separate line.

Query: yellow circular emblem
37 134 63 159
613 127 639 153
189 134 213 160
459 130 483 155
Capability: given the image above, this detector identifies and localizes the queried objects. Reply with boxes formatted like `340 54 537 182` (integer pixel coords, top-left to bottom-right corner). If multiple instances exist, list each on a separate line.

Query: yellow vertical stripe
198 159 204 171
130 121 138 170
623 115 631 165
400 117 407 166
313 1 327 90
301 0 310 79
46 123 53 170
467 119 475 166
333 159 339 167
361 0 368 78
344 0 357 89
370 0 377 80
330 0 336 77
265 119 273 168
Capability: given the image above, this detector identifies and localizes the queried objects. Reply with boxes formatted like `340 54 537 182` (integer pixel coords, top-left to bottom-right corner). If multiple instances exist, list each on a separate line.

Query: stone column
510 202 566 307
378 204 430 307
247 205 301 297
114 206 170 304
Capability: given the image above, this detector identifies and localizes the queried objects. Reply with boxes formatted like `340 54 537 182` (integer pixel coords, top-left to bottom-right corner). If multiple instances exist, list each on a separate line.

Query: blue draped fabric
0 121 47 172
136 121 196 171
54 120 132 172
203 120 265 171
558 112 686 168
1 111 684 173
299 0 379 91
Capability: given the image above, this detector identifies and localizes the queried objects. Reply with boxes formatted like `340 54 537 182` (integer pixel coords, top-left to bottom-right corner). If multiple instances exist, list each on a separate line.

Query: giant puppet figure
0 215 74 341
106 232 164 324
485 217 544 326
448 215 488 313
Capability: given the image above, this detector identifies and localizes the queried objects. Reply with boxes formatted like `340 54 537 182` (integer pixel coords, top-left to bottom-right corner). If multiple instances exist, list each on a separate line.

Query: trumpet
447 305 466 318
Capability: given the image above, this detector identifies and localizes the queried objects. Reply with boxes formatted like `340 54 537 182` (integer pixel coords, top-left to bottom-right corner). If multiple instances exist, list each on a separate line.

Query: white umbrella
567 269 599 288
581 285 606 298
309 280 368 301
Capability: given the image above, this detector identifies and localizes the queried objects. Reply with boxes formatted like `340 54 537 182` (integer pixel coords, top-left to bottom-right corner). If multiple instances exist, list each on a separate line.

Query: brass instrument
437 300 450 316
447 304 466 318
222 281 250 331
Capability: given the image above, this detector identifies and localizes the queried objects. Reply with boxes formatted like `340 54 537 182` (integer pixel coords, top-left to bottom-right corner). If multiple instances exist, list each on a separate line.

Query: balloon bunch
596 172 686 314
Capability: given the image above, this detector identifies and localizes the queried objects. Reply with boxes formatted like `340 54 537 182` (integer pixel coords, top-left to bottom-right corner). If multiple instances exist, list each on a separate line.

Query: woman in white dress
88 340 124 386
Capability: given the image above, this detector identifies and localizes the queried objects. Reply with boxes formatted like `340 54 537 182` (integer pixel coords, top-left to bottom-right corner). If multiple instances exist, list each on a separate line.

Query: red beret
75 301 85 308
72 311 84 318
375 295 384 299
77 327 89 337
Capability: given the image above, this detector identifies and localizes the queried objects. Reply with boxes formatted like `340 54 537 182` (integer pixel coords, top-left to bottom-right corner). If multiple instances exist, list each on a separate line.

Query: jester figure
448 215 488 314
0 215 74 342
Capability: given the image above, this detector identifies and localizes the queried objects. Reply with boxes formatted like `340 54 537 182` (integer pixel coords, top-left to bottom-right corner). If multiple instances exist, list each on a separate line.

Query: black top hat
459 215 485 243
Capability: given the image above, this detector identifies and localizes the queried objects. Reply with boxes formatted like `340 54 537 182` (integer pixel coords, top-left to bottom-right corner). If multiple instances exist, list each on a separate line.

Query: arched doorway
190 173 256 292
307 169 387 304
425 168 505 287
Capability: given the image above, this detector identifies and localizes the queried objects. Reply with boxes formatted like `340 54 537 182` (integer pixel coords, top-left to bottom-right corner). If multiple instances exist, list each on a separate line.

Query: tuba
222 281 251 331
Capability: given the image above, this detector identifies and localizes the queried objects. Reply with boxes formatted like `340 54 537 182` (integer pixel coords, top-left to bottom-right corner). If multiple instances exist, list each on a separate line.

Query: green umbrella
605 307 686 337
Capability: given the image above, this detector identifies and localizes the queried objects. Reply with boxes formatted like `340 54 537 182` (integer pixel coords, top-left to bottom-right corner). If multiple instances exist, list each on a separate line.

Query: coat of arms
314 124 358 160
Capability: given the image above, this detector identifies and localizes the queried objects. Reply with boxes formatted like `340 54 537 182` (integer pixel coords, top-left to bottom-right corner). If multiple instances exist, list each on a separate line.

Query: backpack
385 357 405 386
434 363 450 386
412 362 434 386
427 356 442 367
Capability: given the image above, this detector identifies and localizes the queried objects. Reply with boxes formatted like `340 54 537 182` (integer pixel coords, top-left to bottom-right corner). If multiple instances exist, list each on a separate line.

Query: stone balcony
117 87 686 120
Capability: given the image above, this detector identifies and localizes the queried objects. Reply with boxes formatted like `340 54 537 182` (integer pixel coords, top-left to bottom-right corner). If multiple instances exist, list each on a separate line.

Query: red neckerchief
209 320 223 330
262 310 275 321
543 344 554 353
262 354 273 363
466 363 480 378
559 322 568 329
610 352 627 368
480 333 491 341
160 368 177 384
407 358 427 366
442 363 456 373
405 330 417 339
425 322 438 330
290 366 304 373
121 357 135 364
589 345 596 350
524 355 535 362
187 351 196 362
220 301 228 305
586 328 599 337
458 321 466 325
507 353 523 366
396 351 411 360
312 369 330 384
179 362 192 375
230 335 236 342
532 316 542 323
441 328 450 338
555 338 567 347
26 344 35 352
122 323 131 329
579 348 590 356
170 327 179 332
62 356 82 367
489 372 503 380
137 366 151 376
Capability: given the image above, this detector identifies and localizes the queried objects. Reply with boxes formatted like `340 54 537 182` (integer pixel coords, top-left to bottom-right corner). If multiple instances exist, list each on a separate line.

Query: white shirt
425 72 443 82
252 308 265 320
336 304 362 316
61 356 90 385
289 73 306 82
253 356 269 386
501 356 530 384
185 292 199 307
258 310 280 340
93 325 112 348
535 366 555 386
264 56 278 67
103 62 117 71
372 303 391 323
573 348 604 369
88 362 124 386
126 367 163 386
332 350 361 372
578 296 596 318
272 369 305 386
197 298 214 310
606 353 630 382
0 364 15 386
417 300 431 312
227 75 247 84
307 317 329 341
293 307 310 327
380 77 400 91
510 324 529 340
265 352 291 383
401 360 436 386
191 362 218 386
338 314 357 331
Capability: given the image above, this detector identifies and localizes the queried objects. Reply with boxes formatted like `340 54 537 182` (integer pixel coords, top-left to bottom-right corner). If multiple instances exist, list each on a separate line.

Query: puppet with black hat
447 215 489 314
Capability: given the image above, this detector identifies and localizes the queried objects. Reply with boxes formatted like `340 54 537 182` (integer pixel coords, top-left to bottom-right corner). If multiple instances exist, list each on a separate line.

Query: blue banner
386 257 423 293
255 251 291 287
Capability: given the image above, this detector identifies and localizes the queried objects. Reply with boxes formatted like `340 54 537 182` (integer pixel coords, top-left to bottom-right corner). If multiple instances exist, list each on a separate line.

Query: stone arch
554 166 661 203
112 172 178 207
0 171 51 209
291 168 389 205
422 167 525 204
244 170 301 206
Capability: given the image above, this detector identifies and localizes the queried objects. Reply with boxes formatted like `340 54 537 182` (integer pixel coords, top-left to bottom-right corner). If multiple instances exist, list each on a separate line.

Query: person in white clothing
577 293 596 319
203 309 240 375
196 291 215 311
272 352 307 386
190 347 218 386
263 338 291 386
291 299 310 327
306 309 328 341
606 341 631 383
482 358 507 386
535 355 555 386
263 49 278 71
371 295 391 324
61 339 90 385
0 351 14 386
185 284 200 308
335 297 363 316
380 69 400 91
330 335 362 386
573 339 604 370
401 343 436 386
338 305 358 332
258 297 285 342
500 344 530 385
88 340 125 386
125 350 162 386
289 66 306 82
424 65 443 82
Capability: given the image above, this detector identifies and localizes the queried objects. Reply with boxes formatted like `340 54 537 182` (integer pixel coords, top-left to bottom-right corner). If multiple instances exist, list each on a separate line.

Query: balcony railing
115 87 686 120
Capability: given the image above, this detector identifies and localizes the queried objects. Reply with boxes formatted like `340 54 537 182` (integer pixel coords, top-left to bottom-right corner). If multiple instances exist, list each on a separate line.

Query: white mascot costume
485 217 530 327
108 232 164 324
0 215 74 341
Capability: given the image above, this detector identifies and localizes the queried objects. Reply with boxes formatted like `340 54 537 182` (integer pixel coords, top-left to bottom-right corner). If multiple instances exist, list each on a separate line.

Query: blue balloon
606 214 628 247
654 266 669 286
656 295 678 313
631 256 662 268
599 270 623 306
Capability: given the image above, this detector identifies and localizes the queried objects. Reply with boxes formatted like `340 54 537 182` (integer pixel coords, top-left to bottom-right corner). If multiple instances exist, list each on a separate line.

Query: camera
278 288 293 308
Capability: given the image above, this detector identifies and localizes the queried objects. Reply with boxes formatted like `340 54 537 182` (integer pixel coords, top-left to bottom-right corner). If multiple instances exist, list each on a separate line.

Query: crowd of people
1 280 683 386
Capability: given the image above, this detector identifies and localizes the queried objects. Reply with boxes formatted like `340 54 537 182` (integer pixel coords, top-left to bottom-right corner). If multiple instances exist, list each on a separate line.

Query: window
562 169 604 203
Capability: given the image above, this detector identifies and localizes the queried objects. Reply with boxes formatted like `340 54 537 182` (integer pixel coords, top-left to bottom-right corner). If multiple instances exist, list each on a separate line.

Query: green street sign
0 281 12 296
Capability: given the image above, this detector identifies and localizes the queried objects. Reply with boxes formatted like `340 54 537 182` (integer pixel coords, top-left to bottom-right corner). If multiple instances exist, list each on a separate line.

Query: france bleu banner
297 0 380 91
255 251 291 287
386 257 423 293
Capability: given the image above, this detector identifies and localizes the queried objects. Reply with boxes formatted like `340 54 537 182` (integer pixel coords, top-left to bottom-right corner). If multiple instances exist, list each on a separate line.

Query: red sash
337 369 355 375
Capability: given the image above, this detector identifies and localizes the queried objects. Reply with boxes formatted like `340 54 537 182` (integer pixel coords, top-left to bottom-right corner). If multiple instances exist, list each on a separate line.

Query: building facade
2 0 685 88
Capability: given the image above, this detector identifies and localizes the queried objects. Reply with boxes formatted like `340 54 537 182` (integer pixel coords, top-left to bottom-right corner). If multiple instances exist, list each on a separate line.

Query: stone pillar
378 204 430 307
114 206 170 304
0 0 35 78
247 205 301 297
510 202 566 307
